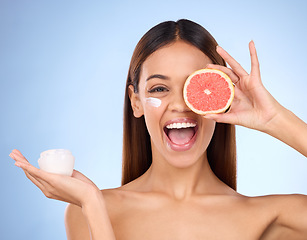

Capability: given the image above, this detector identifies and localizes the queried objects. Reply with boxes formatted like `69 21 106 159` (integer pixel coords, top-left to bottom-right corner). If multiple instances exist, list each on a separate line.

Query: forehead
141 41 212 79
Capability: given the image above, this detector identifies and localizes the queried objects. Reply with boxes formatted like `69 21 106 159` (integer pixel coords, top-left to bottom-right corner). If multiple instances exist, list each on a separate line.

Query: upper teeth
166 122 197 129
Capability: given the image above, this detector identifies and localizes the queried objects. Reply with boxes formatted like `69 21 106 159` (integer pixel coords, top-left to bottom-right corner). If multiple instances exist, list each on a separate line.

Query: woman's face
130 41 216 168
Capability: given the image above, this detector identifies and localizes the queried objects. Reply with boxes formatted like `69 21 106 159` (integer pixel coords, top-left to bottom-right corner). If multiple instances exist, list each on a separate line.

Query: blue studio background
1 0 306 239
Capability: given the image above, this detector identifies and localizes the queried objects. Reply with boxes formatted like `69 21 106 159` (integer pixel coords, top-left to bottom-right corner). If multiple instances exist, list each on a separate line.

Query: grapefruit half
183 69 234 115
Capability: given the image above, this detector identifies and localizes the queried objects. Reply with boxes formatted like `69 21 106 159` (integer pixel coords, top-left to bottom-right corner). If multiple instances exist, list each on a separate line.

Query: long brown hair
122 19 237 190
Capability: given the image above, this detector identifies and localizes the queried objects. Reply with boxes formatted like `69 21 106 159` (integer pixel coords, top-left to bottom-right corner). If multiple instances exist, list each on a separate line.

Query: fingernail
216 46 224 54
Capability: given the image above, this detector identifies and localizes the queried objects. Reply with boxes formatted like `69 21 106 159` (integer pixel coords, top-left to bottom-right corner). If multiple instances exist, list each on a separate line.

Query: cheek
143 98 165 135
145 97 162 108
203 120 216 145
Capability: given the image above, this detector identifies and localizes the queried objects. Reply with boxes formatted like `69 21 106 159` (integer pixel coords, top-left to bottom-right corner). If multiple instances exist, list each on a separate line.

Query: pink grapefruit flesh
183 69 234 115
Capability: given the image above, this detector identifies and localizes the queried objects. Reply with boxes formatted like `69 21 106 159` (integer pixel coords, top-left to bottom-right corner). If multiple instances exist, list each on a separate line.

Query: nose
168 89 191 113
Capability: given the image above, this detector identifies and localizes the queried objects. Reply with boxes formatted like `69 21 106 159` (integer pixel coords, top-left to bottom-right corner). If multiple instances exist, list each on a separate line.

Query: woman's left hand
204 41 283 133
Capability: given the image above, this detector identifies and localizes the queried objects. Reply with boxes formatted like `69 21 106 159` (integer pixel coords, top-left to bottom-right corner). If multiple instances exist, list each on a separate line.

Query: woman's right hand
9 149 100 208
11 149 117 239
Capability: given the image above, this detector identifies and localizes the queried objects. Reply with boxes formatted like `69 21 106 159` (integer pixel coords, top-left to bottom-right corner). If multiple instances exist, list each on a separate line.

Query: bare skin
11 41 307 239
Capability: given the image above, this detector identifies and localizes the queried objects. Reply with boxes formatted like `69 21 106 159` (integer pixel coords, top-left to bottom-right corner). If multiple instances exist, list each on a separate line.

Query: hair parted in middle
122 19 237 190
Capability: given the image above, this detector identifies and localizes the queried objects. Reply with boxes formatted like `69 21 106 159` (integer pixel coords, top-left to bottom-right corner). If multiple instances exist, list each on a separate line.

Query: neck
141 153 225 200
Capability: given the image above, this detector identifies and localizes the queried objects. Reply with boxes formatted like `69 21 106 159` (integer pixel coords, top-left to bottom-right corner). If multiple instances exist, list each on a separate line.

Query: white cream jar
38 149 75 176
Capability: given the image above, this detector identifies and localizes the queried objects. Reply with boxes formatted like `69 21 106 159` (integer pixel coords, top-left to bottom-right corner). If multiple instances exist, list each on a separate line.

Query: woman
10 19 307 239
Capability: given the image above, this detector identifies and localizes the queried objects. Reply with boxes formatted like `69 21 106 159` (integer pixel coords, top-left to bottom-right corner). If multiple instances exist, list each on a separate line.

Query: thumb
203 113 237 125
72 170 97 186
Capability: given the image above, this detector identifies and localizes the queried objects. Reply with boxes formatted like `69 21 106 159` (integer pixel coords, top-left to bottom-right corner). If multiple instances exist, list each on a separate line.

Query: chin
164 151 206 169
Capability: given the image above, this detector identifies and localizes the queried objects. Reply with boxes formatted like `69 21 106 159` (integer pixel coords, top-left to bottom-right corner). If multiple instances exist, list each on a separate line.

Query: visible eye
148 86 168 93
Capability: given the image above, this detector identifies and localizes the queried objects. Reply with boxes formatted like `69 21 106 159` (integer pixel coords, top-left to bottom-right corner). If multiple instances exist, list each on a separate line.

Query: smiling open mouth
163 119 198 151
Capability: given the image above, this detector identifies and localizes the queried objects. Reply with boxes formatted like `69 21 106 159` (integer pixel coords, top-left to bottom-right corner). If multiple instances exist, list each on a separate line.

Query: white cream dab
145 97 162 108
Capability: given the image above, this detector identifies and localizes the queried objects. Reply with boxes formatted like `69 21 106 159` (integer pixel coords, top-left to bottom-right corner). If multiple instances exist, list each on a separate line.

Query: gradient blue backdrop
1 0 306 239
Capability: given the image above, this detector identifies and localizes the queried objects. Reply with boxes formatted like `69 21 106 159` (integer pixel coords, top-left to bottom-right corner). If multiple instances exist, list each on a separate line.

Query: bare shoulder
100 186 139 216
64 204 91 240
64 188 125 240
251 193 307 221
249 194 307 240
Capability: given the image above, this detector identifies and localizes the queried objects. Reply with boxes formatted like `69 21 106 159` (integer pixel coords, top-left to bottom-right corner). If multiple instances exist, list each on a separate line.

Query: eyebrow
146 74 170 82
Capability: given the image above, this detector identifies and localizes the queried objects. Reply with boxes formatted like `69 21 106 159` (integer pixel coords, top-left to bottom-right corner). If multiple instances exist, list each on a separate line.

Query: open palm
10 149 100 207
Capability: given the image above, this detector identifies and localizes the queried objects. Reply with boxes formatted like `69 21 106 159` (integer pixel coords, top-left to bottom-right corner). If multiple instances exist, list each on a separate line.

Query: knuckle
44 192 53 199
46 175 58 186
49 188 57 196
48 178 56 186
43 188 57 199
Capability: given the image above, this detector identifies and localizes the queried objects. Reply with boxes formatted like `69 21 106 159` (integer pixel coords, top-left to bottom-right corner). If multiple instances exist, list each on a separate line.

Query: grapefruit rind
183 69 234 115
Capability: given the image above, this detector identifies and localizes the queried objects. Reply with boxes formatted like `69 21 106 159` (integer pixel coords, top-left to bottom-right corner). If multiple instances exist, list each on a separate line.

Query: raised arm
264 105 307 157
204 41 307 157
9 149 116 240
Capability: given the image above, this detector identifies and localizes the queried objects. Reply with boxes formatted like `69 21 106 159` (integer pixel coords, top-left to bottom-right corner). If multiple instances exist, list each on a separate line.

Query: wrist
81 188 105 212
262 105 288 136
263 105 307 156
81 190 116 240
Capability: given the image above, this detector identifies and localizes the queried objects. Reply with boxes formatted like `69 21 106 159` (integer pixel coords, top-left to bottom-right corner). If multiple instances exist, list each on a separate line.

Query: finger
21 167 46 191
216 46 248 77
14 160 53 183
203 111 238 125
14 161 48 190
231 85 247 100
11 150 56 186
12 149 24 157
12 149 29 162
206 64 240 84
9 151 29 164
249 41 261 78
15 161 58 191
72 170 96 186
16 164 62 200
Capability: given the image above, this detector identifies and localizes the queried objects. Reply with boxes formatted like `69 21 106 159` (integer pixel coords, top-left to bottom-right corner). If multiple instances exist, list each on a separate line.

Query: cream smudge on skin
145 97 162 108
